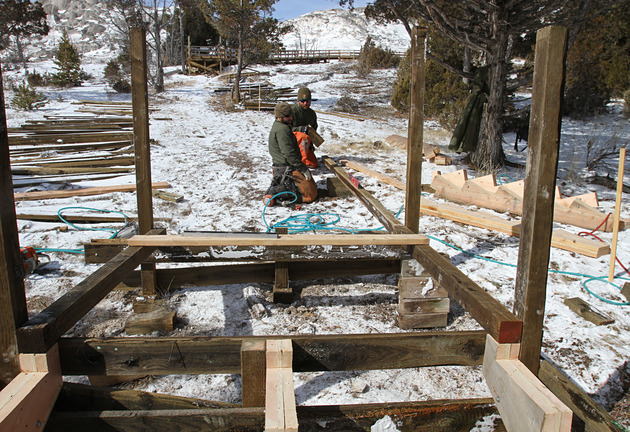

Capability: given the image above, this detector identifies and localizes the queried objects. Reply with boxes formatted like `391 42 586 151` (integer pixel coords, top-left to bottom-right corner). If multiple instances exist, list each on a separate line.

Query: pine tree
51 31 88 87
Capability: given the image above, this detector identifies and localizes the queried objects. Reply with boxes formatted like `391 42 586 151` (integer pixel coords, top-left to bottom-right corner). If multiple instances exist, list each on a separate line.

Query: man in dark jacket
291 87 318 132
265 102 316 206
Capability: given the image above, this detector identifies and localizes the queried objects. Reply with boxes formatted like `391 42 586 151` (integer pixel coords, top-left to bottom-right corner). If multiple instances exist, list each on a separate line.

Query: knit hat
297 87 312 100
274 102 292 118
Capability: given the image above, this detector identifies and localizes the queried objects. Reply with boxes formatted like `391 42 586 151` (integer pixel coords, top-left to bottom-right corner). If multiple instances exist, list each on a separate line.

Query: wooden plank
0 344 62 431
84 242 404 263
420 200 609 258
405 26 426 234
17 229 163 353
241 340 266 407
124 308 176 335
57 331 487 376
0 63 26 386
14 182 170 201
297 398 500 431
265 340 297 432
514 25 568 374
128 233 428 247
563 297 614 326
16 213 131 224
482 335 572 432
538 359 626 432
340 159 406 190
46 407 265 431
54 382 238 411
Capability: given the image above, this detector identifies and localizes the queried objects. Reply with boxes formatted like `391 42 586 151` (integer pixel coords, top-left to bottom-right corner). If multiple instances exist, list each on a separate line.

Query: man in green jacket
291 87 318 132
264 102 317 206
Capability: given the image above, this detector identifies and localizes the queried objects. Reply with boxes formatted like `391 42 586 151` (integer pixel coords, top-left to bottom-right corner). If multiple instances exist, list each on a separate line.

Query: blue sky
272 0 373 21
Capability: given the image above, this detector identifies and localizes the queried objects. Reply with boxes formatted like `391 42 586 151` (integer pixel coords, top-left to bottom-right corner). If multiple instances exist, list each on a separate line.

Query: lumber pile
431 170 627 232
9 112 135 187
385 134 451 164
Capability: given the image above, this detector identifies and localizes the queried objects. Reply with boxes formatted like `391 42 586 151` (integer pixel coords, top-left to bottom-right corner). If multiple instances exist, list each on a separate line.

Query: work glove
299 125 309 134
301 169 313 182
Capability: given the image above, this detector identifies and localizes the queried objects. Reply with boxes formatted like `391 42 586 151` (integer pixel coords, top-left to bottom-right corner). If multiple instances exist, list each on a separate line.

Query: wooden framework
0 25 625 432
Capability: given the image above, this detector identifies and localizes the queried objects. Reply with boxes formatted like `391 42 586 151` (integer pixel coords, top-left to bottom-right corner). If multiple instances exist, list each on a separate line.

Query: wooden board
57 331 487 376
265 340 298 432
563 297 614 326
483 335 572 432
14 182 170 201
128 233 429 247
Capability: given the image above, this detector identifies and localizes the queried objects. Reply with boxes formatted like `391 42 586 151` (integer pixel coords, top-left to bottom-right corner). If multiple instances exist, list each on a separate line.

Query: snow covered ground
2 8 630 431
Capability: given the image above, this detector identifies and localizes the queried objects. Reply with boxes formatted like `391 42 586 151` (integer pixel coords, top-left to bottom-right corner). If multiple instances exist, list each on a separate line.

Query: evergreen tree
199 0 290 103
51 31 88 87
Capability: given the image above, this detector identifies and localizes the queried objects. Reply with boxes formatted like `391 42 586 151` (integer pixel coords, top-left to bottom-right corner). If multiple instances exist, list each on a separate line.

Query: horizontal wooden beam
115 259 400 289
46 407 264 431
47 398 500 431
57 331 487 376
17 230 163 353
127 233 428 247
84 241 403 264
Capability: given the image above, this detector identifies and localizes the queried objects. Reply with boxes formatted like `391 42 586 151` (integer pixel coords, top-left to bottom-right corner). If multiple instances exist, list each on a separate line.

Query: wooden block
124 308 176 335
273 261 292 304
385 134 408 149
241 340 266 407
399 281 449 299
622 282 630 303
307 127 324 147
399 297 450 314
327 176 352 197
434 154 451 165
563 297 614 326
483 335 572 432
397 309 448 329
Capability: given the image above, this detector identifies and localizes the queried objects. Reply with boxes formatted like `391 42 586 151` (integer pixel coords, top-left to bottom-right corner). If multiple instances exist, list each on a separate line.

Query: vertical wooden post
514 26 568 375
130 28 156 296
0 62 27 386
608 147 626 282
405 27 426 234
241 340 266 407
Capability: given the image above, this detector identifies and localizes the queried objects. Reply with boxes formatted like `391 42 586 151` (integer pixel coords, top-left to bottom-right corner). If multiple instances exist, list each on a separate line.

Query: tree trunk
472 8 509 173
233 29 243 104
180 5 186 74
153 5 164 92
15 36 27 72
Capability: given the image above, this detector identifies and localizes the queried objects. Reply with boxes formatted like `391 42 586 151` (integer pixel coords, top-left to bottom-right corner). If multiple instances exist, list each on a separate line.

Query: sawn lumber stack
431 170 627 232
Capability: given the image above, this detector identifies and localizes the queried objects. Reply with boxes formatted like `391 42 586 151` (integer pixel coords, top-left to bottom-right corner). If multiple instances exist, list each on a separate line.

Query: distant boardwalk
186 45 404 74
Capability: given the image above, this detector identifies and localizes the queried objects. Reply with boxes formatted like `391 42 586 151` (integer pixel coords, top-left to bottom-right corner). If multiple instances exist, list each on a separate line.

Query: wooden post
241 340 266 407
608 147 626 281
514 26 568 375
130 28 157 297
404 27 426 234
0 62 27 387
